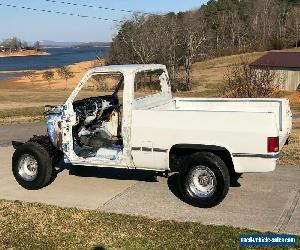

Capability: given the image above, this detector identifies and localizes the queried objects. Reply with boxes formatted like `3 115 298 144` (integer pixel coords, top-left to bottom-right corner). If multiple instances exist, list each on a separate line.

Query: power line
44 0 151 15
0 3 123 22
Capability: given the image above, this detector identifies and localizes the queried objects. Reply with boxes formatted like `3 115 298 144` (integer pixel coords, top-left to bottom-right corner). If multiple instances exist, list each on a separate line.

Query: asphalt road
0 122 46 146
0 123 299 235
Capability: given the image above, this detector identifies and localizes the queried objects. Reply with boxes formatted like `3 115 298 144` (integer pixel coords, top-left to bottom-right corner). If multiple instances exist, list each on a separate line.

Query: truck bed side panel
131 110 279 172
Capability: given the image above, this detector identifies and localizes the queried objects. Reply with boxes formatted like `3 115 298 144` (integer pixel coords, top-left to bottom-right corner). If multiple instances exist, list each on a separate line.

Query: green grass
0 200 298 250
0 107 45 120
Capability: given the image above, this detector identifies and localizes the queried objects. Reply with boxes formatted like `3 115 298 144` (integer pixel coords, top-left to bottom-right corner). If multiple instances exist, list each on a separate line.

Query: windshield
73 73 124 102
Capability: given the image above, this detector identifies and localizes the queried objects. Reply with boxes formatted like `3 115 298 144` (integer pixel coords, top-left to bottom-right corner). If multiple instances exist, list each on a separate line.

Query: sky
0 0 208 43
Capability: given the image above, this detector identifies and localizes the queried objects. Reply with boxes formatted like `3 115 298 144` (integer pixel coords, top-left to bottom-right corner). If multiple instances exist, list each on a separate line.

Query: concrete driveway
0 123 299 235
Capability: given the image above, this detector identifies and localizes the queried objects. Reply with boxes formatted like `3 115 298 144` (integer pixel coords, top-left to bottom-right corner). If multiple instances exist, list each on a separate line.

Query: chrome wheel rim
18 154 38 181
186 165 217 198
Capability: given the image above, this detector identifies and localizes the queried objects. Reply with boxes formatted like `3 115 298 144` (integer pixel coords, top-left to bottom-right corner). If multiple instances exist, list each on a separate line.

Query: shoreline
0 59 102 89
0 50 49 58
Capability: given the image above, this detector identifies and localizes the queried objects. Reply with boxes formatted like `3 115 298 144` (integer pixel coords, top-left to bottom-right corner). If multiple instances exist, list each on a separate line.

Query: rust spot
57 132 63 150
108 111 116 121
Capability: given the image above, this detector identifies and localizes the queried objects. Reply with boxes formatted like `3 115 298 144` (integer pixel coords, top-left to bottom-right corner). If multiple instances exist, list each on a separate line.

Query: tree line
108 0 300 91
0 37 40 52
24 66 74 90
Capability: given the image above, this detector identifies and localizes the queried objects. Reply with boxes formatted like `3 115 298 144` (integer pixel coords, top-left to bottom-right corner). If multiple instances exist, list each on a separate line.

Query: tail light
268 137 279 153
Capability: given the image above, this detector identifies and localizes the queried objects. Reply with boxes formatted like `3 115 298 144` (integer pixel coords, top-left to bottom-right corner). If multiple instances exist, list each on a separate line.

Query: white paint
131 109 279 172
173 98 292 148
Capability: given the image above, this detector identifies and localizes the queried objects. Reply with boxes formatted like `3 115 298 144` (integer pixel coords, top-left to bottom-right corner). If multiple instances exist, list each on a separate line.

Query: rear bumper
232 153 278 173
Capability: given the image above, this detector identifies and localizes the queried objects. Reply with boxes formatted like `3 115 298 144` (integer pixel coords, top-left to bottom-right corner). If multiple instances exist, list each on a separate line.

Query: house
250 52 300 91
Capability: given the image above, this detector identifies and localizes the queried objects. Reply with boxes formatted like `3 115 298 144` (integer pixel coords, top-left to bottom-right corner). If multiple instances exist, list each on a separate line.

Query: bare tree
120 14 163 64
2 37 22 52
180 11 208 90
56 66 74 90
22 41 29 49
23 71 35 84
34 41 40 51
92 75 108 91
219 58 278 98
161 13 181 84
289 6 300 47
42 70 54 88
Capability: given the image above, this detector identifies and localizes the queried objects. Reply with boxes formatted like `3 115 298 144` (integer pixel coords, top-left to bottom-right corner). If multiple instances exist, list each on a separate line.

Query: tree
92 74 108 91
42 71 54 88
179 11 208 90
219 57 278 98
34 41 40 51
159 13 182 86
56 66 74 90
22 41 29 50
288 6 300 47
23 71 35 84
120 14 164 64
2 37 22 52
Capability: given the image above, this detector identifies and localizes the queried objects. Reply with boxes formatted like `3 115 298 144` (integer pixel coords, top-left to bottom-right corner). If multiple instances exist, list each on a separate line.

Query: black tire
12 142 54 190
179 152 230 208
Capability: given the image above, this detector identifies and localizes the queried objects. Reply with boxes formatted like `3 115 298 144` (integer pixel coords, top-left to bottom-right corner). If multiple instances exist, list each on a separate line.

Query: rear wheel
179 152 230 208
12 142 54 190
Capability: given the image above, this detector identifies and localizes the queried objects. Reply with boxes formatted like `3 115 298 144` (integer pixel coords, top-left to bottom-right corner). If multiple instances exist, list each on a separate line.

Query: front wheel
12 142 54 190
179 152 230 208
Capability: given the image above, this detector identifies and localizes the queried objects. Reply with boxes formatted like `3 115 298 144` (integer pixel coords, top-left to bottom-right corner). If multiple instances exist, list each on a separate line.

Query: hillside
187 48 300 98
39 40 111 48
188 52 267 96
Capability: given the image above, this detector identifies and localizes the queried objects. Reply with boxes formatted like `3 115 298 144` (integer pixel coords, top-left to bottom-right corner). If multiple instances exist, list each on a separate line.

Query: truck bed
173 98 292 147
137 94 292 148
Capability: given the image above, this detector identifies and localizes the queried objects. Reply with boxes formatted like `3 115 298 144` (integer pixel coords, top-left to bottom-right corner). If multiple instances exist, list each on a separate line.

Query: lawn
0 106 44 118
0 200 298 250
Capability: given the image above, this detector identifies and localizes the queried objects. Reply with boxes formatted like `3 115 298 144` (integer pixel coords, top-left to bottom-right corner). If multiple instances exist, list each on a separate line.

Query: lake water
0 47 108 76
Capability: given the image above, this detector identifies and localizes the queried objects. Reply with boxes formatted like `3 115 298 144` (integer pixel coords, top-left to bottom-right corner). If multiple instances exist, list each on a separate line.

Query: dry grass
0 89 114 109
0 200 298 250
278 104 300 166
188 47 300 96
0 50 48 58
187 52 267 96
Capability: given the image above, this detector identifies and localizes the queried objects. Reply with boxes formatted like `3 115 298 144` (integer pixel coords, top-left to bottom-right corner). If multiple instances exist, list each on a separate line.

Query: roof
90 64 167 74
250 52 300 68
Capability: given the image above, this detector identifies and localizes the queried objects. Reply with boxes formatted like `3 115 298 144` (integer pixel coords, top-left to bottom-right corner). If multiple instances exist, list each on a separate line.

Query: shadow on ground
62 164 158 182
167 173 242 203
167 173 185 202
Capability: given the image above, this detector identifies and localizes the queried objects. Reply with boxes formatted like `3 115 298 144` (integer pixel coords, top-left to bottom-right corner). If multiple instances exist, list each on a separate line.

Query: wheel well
28 135 63 165
169 144 236 176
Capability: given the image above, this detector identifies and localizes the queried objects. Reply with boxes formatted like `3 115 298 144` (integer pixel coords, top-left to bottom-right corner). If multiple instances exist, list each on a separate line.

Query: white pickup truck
12 64 292 207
